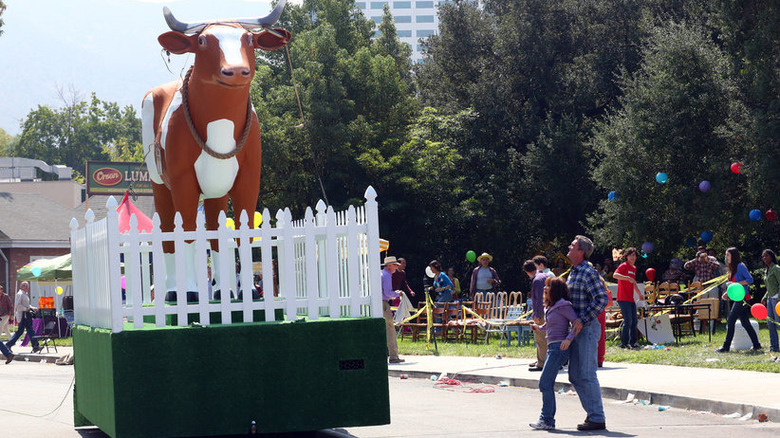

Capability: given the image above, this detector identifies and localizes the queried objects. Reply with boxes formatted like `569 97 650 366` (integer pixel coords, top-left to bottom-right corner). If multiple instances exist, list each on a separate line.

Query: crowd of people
381 235 780 431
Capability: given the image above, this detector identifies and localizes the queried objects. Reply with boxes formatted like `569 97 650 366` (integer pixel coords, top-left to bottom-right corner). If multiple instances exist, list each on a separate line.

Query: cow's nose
221 67 252 78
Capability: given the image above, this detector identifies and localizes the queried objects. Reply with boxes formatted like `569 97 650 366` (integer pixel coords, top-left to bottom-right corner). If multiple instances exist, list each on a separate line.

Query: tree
588 21 749 257
0 127 14 156
14 92 142 173
0 1 6 37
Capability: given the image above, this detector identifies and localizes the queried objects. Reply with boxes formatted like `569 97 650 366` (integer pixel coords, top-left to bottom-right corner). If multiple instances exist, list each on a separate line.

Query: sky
0 0 302 136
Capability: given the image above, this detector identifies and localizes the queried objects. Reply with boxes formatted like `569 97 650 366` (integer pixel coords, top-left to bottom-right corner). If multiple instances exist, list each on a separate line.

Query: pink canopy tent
117 192 154 234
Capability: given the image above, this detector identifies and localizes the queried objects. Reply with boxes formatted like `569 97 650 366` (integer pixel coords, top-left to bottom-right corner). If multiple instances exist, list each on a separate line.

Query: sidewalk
388 354 780 421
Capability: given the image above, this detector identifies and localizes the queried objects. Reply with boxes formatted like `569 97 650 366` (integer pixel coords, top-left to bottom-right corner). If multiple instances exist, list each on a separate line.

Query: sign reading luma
86 161 153 195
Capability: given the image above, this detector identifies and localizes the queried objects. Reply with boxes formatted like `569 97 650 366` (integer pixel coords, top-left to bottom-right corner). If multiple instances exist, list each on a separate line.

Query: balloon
777 301 780 318
466 250 476 263
698 180 711 192
641 242 654 254
56 286 64 295
700 231 713 243
425 266 435 279
254 211 263 228
749 209 762 221
750 303 768 320
731 162 742 174
225 218 235 230
766 209 777 222
121 276 126 289
655 172 668 184
685 237 697 247
645 268 656 282
727 283 745 301
608 191 618 200
31 266 42 277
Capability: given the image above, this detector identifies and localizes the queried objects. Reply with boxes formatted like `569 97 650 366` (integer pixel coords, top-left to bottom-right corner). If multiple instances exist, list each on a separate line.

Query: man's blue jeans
538 341 570 426
617 300 637 346
766 297 778 351
568 319 605 423
6 312 38 349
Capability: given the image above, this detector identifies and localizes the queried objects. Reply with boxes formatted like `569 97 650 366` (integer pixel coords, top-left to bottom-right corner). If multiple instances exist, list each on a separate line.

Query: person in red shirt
612 248 642 349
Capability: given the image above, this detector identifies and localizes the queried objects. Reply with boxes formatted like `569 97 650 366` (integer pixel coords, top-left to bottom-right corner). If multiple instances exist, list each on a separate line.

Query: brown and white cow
142 1 291 297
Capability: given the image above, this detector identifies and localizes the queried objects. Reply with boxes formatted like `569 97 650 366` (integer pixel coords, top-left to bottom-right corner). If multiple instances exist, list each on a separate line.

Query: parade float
71 2 390 436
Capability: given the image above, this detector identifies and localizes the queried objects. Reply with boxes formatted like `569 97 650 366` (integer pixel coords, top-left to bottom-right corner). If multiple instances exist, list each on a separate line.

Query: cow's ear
158 32 197 54
254 28 291 51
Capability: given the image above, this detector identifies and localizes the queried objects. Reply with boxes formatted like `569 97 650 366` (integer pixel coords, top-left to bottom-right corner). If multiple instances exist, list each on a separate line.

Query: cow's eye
198 35 207 47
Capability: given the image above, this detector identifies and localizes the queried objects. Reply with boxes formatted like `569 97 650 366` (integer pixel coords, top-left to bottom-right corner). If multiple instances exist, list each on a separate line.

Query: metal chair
32 320 58 353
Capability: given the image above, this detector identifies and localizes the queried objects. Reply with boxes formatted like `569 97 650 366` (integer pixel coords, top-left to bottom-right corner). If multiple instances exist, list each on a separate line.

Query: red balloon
766 209 777 222
750 303 768 320
731 162 742 174
645 268 656 282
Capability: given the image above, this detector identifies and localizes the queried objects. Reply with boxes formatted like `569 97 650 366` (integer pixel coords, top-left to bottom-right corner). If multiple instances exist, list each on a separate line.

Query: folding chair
32 320 58 353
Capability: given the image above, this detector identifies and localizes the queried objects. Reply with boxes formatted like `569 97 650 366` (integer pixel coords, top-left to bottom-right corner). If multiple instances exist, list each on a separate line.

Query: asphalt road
3 361 779 438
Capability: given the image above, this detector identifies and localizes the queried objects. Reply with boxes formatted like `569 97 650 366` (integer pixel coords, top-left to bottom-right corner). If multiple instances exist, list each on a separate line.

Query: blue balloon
608 191 618 200
656 172 668 184
701 231 713 243
698 180 711 192
749 209 762 221
641 241 654 254
31 266 42 277
685 237 697 247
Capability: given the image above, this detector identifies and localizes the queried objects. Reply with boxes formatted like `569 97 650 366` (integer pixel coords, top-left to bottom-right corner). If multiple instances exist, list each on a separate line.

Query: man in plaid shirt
566 235 608 431
683 247 721 283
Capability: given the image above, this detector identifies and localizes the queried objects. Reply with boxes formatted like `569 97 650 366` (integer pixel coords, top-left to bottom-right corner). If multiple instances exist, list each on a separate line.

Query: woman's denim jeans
537 341 570 426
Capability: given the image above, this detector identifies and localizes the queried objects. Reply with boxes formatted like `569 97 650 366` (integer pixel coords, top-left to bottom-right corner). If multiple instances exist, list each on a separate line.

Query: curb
387 369 780 422
4 351 63 364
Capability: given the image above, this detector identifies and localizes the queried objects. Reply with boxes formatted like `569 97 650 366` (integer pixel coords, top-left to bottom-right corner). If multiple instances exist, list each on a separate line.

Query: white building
356 0 456 62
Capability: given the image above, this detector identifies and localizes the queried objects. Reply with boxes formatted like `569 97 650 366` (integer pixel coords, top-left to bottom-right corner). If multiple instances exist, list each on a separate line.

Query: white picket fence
70 187 383 333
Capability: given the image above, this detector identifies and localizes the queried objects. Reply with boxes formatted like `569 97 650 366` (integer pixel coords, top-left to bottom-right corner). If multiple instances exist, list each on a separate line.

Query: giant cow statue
142 1 291 299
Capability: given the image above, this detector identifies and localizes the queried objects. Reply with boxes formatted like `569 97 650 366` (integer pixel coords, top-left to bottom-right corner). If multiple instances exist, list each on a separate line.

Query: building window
371 16 383 24
398 30 412 37
355 2 367 9
416 15 434 23
395 15 412 23
394 1 412 8
417 29 435 38
370 1 388 9
416 1 434 8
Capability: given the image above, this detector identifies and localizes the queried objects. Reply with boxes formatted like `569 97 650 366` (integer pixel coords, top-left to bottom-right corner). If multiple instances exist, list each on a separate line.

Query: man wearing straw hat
469 252 501 299
382 256 405 364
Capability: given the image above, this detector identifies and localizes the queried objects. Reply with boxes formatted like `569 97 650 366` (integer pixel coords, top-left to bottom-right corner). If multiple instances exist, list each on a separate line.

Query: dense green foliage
6 0 780 292
12 93 141 179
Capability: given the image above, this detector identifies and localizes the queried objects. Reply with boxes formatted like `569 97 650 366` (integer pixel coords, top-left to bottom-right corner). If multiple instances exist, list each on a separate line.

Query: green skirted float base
73 317 390 438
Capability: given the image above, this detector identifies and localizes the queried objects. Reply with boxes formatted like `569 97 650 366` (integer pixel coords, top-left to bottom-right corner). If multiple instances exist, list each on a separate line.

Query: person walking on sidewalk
565 235 608 431
0 284 13 341
761 249 780 353
524 260 550 371
528 276 578 430
382 257 405 364
716 247 762 352
613 248 642 349
5 281 42 354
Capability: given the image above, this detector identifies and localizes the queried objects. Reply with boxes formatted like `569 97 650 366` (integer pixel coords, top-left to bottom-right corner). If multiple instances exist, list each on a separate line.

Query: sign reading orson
87 161 153 196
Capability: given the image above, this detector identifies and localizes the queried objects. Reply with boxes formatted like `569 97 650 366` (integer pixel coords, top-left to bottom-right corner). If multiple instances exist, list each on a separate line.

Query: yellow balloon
776 300 780 317
225 218 235 230
254 211 263 228
56 286 64 295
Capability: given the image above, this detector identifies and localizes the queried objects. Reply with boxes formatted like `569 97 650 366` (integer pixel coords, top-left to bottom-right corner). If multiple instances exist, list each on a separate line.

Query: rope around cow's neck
181 66 253 160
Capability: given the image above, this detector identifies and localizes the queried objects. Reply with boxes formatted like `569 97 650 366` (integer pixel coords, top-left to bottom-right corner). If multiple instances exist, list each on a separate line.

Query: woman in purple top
528 276 579 430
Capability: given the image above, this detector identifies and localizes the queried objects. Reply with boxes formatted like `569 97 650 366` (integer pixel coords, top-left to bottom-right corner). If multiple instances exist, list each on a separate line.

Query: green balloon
727 283 745 301
466 250 476 263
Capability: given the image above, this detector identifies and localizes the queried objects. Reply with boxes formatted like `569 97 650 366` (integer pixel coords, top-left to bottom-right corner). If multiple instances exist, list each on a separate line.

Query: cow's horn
236 0 288 30
163 6 208 34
